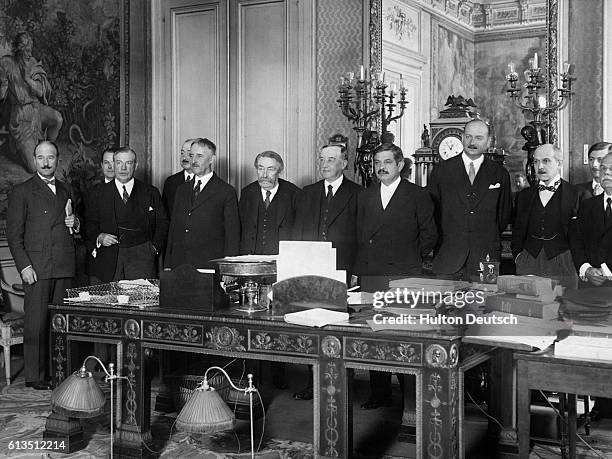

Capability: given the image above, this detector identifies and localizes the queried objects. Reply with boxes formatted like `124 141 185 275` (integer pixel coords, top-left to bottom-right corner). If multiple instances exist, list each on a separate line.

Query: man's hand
21 266 37 285
97 233 119 247
65 215 77 229
585 267 607 286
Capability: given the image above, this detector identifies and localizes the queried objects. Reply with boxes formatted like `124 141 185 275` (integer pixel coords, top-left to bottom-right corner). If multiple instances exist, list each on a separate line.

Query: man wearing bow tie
86 147 168 282
161 138 196 217
512 144 582 288
575 142 612 198
165 138 240 268
428 119 512 279
7 141 80 390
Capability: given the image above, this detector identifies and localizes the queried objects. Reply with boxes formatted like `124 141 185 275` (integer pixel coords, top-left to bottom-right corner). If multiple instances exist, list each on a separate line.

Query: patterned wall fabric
316 0 363 179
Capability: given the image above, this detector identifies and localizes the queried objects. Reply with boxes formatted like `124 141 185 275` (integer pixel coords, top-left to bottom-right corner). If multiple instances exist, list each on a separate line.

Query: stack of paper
555 335 612 361
497 275 562 302
277 241 345 283
284 308 349 327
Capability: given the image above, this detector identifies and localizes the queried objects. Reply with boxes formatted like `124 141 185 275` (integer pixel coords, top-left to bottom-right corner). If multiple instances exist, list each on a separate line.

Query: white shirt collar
115 178 134 196
260 183 279 201
380 176 401 209
462 153 484 175
184 170 194 181
37 172 55 181
104 177 113 183
538 174 561 188
324 175 344 197
193 171 213 189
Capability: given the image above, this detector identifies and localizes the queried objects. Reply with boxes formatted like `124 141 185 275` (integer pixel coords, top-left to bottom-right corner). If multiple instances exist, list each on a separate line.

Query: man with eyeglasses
512 144 582 288
86 146 168 282
575 142 612 198
353 142 437 410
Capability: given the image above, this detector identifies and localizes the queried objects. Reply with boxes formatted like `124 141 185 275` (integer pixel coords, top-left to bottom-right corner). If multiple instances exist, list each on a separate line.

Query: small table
515 351 612 458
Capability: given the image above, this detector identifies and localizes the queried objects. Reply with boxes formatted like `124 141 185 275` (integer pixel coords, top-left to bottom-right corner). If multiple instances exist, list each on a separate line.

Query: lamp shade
51 368 105 418
176 386 236 433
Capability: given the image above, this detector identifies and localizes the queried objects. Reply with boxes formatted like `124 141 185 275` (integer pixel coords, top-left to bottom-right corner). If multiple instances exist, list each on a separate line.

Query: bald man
512 144 582 288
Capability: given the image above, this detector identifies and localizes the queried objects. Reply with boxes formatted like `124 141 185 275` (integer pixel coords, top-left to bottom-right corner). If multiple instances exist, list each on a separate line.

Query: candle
381 71 385 83
389 81 397 95
563 61 571 74
347 72 354 83
360 65 365 80
538 95 547 108
508 62 515 74
399 73 404 90
532 52 538 69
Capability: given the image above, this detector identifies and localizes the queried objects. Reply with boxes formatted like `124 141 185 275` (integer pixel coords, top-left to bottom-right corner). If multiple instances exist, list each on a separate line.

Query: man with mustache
165 138 240 268
512 144 582 288
161 138 196 217
291 143 362 400
86 147 168 282
575 142 612 198
7 141 80 390
428 119 512 279
353 143 437 409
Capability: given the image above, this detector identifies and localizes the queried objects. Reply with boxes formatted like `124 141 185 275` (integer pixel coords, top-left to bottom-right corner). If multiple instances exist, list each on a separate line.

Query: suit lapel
469 159 495 209
250 187 262 225
448 157 471 208
191 174 216 211
366 184 385 239
326 177 351 227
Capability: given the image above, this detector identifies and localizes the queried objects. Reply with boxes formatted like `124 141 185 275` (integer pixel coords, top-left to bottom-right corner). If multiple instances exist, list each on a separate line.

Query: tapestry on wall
0 0 121 226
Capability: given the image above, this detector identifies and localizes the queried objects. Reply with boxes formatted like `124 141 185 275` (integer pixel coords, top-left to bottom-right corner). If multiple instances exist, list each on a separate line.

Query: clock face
438 135 463 160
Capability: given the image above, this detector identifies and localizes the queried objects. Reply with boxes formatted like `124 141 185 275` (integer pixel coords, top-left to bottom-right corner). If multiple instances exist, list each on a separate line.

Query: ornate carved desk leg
113 337 155 458
44 320 86 453
421 342 460 459
489 348 518 455
318 335 349 458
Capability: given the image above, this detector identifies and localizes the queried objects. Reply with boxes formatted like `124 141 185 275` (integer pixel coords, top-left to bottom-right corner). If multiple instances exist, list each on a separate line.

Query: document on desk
284 308 350 327
554 335 612 361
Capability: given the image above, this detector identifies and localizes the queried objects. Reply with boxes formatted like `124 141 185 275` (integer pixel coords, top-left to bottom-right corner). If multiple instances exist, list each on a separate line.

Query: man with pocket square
512 144 581 288
86 146 168 282
428 119 512 279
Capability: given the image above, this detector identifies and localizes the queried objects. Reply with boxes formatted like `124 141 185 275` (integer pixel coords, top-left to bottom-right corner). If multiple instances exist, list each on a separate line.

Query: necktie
122 185 129 204
193 180 201 201
43 177 56 194
264 190 271 209
185 174 193 183
327 184 334 204
468 162 476 185
537 180 560 193
606 197 612 227
594 183 604 196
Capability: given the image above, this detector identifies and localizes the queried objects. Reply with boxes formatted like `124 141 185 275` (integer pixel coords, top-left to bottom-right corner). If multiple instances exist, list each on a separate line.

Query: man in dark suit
512 144 581 288
291 143 362 400
86 146 168 282
165 138 240 268
293 144 362 276
239 151 299 255
7 141 80 390
354 143 437 409
575 142 611 198
161 138 195 217
428 119 512 279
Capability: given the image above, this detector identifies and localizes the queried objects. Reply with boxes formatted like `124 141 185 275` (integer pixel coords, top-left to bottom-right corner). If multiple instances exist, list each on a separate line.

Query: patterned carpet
0 377 314 458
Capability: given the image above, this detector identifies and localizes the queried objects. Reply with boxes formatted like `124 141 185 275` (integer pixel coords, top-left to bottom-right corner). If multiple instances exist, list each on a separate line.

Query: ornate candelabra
505 53 574 185
337 66 409 187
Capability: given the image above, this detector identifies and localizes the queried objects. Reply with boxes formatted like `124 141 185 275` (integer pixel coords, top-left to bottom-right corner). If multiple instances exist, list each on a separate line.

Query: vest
524 190 568 259
318 188 332 241
114 190 148 248
255 196 279 254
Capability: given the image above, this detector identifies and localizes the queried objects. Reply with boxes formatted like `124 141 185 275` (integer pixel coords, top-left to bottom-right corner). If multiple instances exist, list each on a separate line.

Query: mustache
41 165 52 169
377 169 388 174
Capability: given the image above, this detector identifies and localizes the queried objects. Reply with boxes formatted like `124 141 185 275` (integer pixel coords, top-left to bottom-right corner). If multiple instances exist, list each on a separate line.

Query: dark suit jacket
7 175 77 279
162 171 189 217
353 179 437 276
293 176 362 273
165 173 240 269
570 194 612 270
511 180 581 258
239 179 299 254
428 155 512 274
85 179 169 282
575 181 598 199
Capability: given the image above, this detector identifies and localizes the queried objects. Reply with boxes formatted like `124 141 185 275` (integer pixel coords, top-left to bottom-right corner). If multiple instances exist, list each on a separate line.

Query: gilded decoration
206 326 246 351
68 315 121 335
323 361 340 457
124 319 140 339
143 321 203 344
344 338 422 364
425 344 448 368
52 335 65 382
448 343 459 367
51 314 66 333
426 372 447 459
125 342 138 426
321 336 341 358
249 331 317 355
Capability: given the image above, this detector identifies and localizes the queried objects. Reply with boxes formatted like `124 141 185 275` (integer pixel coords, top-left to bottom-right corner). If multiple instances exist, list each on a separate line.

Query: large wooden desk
515 352 612 458
46 303 468 458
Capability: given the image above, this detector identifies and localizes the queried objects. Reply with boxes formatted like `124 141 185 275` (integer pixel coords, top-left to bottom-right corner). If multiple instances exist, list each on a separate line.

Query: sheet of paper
284 308 349 327
277 241 345 282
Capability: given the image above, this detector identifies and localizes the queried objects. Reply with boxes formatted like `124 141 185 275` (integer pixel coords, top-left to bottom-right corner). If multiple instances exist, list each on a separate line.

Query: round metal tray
215 261 276 277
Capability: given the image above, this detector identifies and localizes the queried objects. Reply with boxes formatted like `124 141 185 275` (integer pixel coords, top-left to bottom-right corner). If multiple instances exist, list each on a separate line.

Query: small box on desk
160 264 228 311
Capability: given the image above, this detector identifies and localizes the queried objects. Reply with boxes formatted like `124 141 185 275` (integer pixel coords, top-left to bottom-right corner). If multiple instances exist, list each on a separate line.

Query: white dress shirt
324 175 344 197
592 179 604 196
193 171 213 192
538 174 561 207
38 173 56 194
461 153 484 177
115 178 134 197
380 176 401 210
184 170 194 182
260 183 279 202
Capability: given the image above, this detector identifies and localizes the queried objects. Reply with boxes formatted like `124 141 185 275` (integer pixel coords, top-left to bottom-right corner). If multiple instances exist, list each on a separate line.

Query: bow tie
537 180 560 193
43 178 56 185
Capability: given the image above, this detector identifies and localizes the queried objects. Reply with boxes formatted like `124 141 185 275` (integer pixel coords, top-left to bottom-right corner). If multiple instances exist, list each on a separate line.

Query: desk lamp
51 355 128 459
176 366 258 459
